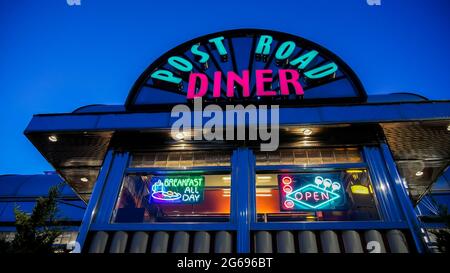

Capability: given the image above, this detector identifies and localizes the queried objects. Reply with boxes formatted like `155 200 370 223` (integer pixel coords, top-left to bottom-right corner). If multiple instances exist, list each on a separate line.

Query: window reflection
255 170 379 222
111 174 231 223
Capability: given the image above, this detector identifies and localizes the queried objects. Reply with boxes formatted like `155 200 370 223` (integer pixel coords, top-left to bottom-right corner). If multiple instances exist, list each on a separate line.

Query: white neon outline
283 185 293 193
284 200 295 209
151 190 182 201
282 176 292 185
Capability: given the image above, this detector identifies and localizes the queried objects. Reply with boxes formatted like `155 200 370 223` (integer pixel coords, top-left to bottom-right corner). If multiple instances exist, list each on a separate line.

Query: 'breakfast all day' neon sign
150 176 205 204
279 173 347 211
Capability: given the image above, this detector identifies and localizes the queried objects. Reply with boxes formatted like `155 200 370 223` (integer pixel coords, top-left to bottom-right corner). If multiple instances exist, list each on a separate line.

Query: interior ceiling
26 131 113 203
381 120 450 203
25 121 450 205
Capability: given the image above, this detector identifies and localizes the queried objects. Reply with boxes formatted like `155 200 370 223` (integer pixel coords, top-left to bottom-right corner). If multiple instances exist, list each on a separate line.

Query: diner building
6 29 450 253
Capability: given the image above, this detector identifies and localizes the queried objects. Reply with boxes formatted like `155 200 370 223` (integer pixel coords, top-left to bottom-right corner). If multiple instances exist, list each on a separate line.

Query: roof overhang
25 100 450 203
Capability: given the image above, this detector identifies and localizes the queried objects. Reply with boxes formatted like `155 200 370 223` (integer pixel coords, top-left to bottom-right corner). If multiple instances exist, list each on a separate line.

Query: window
111 174 231 223
111 151 232 223
255 170 379 222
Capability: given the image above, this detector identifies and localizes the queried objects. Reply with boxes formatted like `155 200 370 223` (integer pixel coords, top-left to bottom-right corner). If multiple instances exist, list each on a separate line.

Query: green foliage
0 184 64 253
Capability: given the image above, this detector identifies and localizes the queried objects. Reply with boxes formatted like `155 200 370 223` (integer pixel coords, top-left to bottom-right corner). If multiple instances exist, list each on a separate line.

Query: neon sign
126 29 366 107
151 34 335 100
278 173 347 211
150 176 205 204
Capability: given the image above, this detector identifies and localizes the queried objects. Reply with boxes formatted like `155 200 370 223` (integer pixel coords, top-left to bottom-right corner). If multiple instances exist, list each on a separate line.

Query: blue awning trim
25 101 450 133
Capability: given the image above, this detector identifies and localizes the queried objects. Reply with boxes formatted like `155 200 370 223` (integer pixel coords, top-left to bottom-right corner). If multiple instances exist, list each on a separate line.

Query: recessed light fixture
175 132 189 140
256 176 272 180
415 171 424 177
302 128 312 136
80 177 89 183
175 132 184 140
447 124 450 131
48 135 58 142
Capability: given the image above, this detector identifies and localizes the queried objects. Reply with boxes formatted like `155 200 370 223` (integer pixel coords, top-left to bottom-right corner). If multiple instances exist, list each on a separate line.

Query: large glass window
111 151 232 223
255 169 379 222
111 174 231 223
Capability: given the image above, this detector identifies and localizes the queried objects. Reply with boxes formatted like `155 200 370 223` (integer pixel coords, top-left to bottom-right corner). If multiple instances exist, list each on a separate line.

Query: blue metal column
379 143 425 253
74 150 114 253
94 152 130 224
363 147 403 222
231 148 255 253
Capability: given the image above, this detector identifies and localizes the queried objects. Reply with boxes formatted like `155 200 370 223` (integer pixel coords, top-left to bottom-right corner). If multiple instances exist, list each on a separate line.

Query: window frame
91 151 238 232
251 163 383 228
75 146 424 253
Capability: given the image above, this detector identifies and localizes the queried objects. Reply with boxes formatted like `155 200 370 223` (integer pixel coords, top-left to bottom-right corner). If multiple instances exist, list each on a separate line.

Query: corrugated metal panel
381 121 450 202
83 229 411 253
84 231 235 253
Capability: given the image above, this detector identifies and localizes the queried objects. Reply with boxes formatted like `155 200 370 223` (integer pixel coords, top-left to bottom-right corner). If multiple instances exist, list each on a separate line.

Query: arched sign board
126 29 366 109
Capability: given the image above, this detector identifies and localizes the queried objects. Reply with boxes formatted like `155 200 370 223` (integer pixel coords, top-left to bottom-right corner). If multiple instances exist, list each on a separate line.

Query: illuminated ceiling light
302 128 312 136
174 132 186 140
346 170 363 174
256 188 272 194
256 176 272 180
415 170 424 177
447 124 450 131
80 177 89 183
222 176 231 181
48 135 58 142
350 185 370 195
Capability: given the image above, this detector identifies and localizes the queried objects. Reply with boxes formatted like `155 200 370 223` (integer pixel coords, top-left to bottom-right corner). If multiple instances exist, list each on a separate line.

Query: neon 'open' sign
278 174 347 211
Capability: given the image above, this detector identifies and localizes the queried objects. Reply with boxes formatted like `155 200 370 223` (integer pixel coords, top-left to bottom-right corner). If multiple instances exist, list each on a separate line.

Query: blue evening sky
0 0 449 174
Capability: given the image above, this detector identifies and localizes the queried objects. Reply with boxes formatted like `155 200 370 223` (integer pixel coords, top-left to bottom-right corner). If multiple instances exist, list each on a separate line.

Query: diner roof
24 94 450 204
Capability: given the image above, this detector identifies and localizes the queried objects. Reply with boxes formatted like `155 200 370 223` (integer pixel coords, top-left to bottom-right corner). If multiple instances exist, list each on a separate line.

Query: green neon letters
290 50 319 70
304 62 338 79
208 36 228 61
150 33 339 97
168 56 193 72
275 41 296 62
150 175 205 204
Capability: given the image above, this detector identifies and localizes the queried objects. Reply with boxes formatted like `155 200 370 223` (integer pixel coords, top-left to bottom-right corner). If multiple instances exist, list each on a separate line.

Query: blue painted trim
90 223 236 231
25 101 450 133
232 148 253 253
94 152 130 224
419 222 447 229
363 147 403 222
380 143 425 253
251 221 409 231
0 226 81 232
0 226 16 232
74 150 114 252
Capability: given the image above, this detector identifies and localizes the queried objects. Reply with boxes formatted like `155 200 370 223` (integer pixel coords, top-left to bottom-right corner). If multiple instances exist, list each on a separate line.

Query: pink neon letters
187 69 304 99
